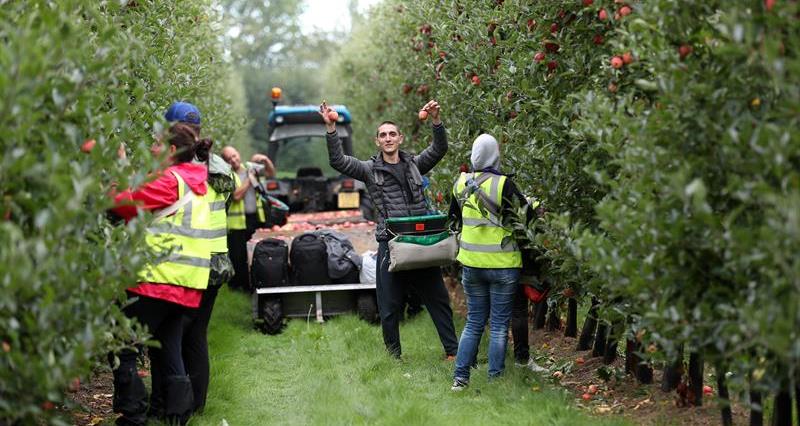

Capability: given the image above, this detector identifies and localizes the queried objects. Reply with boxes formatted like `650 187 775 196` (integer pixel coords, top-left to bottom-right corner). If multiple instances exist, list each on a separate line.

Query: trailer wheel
357 292 379 324
259 297 284 335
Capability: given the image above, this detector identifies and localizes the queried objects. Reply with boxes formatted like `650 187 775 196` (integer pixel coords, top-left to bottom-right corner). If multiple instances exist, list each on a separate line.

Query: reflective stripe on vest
227 170 265 230
206 184 229 253
453 172 522 269
138 171 212 289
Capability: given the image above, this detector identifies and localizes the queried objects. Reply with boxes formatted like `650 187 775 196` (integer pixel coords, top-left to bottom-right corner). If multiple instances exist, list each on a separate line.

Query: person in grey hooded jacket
320 100 458 360
448 133 535 391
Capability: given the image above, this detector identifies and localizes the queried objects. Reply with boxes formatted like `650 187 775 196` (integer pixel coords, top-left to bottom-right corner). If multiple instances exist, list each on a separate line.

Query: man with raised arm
321 100 458 360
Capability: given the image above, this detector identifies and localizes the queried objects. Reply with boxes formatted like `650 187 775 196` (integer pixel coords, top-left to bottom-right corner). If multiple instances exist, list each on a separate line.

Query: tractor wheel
259 297 284 335
357 292 379 324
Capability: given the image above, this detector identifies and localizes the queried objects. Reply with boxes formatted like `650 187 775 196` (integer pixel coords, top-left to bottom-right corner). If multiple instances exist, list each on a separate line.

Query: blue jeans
453 267 520 381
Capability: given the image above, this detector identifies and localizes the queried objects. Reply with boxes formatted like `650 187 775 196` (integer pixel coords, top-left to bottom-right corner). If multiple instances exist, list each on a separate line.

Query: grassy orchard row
0 1 245 423
329 0 798 423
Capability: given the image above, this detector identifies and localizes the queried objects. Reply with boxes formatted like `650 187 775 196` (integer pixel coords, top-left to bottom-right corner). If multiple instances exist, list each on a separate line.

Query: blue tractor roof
268 105 352 127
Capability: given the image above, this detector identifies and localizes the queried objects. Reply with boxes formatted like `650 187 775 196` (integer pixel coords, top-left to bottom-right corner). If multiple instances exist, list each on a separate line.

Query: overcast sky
300 0 381 34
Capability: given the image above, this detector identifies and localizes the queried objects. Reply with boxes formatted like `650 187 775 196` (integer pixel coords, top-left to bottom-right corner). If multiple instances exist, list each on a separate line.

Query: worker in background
221 146 275 292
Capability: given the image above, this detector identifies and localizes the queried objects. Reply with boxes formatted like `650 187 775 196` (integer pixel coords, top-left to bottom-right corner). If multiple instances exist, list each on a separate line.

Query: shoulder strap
459 172 501 217
367 160 384 185
366 159 389 220
407 157 423 185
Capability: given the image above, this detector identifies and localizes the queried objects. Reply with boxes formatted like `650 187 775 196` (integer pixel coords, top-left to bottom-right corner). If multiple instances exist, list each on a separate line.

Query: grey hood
470 133 500 171
208 153 232 175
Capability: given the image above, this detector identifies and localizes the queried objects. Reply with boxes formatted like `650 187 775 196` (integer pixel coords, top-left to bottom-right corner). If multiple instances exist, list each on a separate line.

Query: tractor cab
263 88 373 219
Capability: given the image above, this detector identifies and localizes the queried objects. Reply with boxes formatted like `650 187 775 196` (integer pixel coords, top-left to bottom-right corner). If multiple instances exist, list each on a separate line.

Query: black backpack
290 232 330 285
251 238 289 288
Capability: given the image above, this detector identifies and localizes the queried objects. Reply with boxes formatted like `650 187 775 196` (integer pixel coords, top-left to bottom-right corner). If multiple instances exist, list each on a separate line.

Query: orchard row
329 0 799 423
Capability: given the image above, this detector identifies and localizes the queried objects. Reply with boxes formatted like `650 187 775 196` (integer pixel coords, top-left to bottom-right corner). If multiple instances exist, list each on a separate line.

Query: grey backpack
314 230 362 280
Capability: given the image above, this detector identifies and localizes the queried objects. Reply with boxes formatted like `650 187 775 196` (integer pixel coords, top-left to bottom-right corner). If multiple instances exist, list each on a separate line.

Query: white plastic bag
359 250 377 284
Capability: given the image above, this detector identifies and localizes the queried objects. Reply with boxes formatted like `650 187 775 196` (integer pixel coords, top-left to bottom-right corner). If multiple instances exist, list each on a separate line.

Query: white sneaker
451 378 468 391
526 359 549 373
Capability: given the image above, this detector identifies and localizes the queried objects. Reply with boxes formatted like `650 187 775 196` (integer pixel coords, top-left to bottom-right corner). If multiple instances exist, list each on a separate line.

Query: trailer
248 211 379 334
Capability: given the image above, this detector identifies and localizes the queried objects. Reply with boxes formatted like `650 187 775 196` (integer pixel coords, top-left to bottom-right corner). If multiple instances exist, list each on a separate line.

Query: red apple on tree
598 9 608 20
544 42 560 53
610 56 624 69
81 139 96 153
679 44 693 60
622 51 633 64
534 52 546 63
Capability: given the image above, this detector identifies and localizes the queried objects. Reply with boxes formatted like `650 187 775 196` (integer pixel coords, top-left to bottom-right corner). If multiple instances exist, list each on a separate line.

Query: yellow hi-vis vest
453 172 522 269
137 171 212 289
206 183 229 253
227 170 265 230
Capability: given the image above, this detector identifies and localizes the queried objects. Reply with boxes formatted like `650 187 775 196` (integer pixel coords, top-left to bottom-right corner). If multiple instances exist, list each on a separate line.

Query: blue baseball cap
164 101 201 124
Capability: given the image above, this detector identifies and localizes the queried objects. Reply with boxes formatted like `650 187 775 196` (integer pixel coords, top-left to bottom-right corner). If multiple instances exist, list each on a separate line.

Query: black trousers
111 293 191 426
227 213 264 291
376 241 458 358
152 254 231 418
511 284 530 363
181 282 220 413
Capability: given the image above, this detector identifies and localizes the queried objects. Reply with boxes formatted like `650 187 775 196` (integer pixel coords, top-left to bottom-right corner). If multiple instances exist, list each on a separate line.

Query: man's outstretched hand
420 100 442 125
319 101 337 133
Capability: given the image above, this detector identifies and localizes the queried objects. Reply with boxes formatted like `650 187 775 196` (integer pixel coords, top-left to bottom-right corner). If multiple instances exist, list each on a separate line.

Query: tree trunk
564 298 577 337
592 321 608 358
546 302 560 332
716 365 732 426
626 339 652 384
688 351 703 407
771 389 791 426
533 300 547 330
661 344 684 392
625 339 635 373
795 384 800 426
749 390 762 426
603 319 623 364
577 297 599 350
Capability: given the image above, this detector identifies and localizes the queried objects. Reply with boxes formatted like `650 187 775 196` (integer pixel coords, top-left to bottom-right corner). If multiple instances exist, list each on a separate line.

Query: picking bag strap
459 173 501 217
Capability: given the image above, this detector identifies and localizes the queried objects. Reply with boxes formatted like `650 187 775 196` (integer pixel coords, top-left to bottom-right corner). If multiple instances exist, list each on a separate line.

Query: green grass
192 287 629 426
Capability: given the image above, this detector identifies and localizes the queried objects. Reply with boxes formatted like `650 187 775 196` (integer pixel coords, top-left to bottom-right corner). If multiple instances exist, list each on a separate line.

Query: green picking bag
387 231 459 272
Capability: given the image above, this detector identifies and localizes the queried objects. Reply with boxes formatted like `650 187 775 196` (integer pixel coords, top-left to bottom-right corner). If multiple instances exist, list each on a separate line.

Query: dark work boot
165 375 194 425
111 361 148 426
